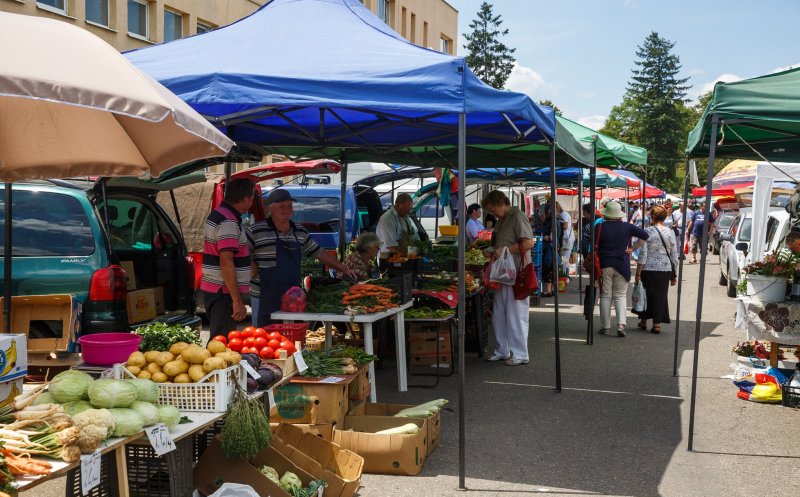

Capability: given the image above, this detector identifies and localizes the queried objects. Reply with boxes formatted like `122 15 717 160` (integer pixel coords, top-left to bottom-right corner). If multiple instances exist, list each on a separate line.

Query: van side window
102 198 177 251
764 217 779 249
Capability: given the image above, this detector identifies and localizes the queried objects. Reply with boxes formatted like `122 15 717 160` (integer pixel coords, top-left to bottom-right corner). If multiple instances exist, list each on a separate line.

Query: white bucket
746 274 788 303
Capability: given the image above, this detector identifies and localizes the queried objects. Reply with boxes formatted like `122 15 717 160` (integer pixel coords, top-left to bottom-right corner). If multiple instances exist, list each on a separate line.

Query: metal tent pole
3 184 11 334
688 115 719 451
224 161 232 196
587 167 597 345
640 178 645 228
457 113 467 490
550 145 562 392
577 178 583 306
339 159 348 261
674 161 691 377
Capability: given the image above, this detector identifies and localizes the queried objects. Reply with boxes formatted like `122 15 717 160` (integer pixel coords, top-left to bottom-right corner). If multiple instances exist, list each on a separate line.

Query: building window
196 21 212 35
164 9 183 42
378 0 392 26
37 0 66 14
128 0 148 38
400 7 406 36
440 36 451 54
410 13 416 43
423 21 428 47
86 0 109 26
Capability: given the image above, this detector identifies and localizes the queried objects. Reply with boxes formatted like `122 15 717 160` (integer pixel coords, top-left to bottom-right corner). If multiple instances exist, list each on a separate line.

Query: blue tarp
125 0 554 163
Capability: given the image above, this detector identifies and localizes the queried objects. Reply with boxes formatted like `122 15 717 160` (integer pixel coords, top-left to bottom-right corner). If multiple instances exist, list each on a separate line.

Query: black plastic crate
66 450 119 497
783 383 800 408
384 273 412 303
379 257 421 273
125 438 194 497
193 418 224 462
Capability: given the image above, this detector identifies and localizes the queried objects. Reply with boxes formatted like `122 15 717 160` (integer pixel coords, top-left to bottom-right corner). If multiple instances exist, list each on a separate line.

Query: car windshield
283 196 341 233
739 218 752 242
0 191 95 256
718 214 736 228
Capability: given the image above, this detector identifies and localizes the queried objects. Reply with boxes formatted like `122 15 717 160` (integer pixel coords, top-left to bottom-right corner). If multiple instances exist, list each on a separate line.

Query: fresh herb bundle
221 383 271 460
133 322 200 352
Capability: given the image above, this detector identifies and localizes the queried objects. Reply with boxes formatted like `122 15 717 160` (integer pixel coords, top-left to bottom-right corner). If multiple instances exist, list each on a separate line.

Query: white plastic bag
208 483 260 497
632 281 647 312
489 246 517 285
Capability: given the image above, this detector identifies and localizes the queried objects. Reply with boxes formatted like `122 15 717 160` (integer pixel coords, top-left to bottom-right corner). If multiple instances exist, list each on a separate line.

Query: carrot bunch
2 449 51 476
342 284 398 313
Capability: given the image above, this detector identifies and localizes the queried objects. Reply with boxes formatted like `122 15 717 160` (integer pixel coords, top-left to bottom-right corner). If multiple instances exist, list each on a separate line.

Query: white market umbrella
0 12 235 332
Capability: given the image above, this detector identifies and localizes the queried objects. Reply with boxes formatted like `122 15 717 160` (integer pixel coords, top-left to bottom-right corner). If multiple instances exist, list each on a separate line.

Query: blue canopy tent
125 0 555 487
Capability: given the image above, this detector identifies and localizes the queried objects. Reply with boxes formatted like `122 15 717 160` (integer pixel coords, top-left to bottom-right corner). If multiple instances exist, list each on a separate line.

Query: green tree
538 100 562 116
463 2 516 89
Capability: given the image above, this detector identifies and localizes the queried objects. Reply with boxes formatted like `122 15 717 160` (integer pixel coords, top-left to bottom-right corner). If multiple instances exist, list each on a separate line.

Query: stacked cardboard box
409 322 453 370
0 295 78 369
333 416 428 475
122 260 165 323
0 334 27 408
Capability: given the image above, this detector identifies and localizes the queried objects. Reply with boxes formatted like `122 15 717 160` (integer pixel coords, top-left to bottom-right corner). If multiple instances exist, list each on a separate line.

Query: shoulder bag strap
655 227 676 275
594 223 602 252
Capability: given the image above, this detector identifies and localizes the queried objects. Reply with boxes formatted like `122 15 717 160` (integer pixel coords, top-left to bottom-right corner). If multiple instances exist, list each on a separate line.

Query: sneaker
505 358 529 366
616 327 626 337
598 328 609 335
486 352 510 362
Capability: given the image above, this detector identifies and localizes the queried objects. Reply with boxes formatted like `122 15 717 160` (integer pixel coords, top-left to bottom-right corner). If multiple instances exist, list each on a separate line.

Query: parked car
1 178 200 338
719 209 790 297
709 210 738 254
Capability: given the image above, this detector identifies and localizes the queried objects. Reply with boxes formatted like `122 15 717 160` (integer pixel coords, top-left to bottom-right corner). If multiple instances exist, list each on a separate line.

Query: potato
151 372 168 383
174 374 191 384
127 351 146 368
137 371 152 380
146 362 162 375
174 356 190 374
214 351 236 366
162 361 183 378
169 341 191 356
144 351 161 364
127 365 142 376
155 351 175 366
206 340 226 355
182 345 211 364
202 356 226 374
188 364 206 382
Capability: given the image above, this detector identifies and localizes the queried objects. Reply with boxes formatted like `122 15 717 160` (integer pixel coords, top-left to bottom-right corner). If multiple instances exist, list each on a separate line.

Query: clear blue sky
449 0 800 130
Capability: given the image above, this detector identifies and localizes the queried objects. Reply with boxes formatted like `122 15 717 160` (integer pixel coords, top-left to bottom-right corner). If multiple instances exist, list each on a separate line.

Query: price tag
293 351 308 374
80 449 101 495
241 360 261 379
145 423 176 456
267 388 276 409
319 486 324 497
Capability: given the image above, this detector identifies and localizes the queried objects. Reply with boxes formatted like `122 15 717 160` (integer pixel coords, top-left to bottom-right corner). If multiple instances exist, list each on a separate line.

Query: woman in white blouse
631 205 679 334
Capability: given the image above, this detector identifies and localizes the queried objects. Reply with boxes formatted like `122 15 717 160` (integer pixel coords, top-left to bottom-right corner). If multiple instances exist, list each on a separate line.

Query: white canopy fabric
750 162 800 262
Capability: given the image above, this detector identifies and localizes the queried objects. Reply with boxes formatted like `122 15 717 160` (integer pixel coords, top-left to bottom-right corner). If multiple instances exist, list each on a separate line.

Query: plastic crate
114 363 246 412
66 450 118 497
782 383 800 408
264 322 308 347
126 438 194 497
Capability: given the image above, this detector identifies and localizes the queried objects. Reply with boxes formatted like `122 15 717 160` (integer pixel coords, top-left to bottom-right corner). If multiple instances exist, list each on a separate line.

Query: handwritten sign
319 376 345 384
145 424 176 456
241 361 261 379
293 351 308 374
80 449 101 495
267 388 276 409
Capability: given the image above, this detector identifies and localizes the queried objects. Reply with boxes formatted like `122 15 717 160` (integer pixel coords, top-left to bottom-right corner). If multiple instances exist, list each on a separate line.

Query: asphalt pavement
34 260 799 496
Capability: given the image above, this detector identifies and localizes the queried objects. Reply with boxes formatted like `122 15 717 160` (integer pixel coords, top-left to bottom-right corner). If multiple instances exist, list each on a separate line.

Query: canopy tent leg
224 161 232 197
435 195 440 238
640 177 645 228
3 183 11 334
674 160 691 377
457 113 467 490
688 115 719 451
339 159 348 261
587 167 597 345
577 179 583 306
550 145 562 392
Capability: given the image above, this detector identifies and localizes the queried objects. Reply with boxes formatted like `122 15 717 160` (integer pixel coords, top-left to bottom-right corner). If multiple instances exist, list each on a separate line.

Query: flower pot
746 274 788 303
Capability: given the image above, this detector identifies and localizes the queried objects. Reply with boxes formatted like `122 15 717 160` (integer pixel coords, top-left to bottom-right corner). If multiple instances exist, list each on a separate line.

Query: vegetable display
125 341 241 383
133 322 200 352
88 379 137 408
217 326 296 360
49 370 94 403
259 465 327 497
465 248 488 265
300 349 358 377
404 307 454 319
306 281 351 314
330 346 378 366
341 283 398 314
393 399 449 418
221 383 271 460
430 245 457 263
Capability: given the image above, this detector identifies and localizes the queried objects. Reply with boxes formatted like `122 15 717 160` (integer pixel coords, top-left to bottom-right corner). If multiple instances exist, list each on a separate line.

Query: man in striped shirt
201 178 255 338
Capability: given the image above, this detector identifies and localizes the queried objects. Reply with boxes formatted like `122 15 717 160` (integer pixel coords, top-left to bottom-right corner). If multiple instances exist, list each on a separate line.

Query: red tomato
212 335 227 345
273 350 282 360
278 341 296 354
254 328 268 339
227 331 242 342
241 328 253 340
267 332 283 341
279 335 289 343
259 347 273 359
243 346 259 355
243 337 255 348
267 338 280 349
228 338 243 352
254 337 268 349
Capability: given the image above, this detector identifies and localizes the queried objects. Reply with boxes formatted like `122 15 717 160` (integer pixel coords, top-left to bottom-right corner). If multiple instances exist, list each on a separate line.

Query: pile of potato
125 341 241 383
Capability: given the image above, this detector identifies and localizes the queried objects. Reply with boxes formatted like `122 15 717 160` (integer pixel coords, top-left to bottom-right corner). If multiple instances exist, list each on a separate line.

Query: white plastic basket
113 361 247 412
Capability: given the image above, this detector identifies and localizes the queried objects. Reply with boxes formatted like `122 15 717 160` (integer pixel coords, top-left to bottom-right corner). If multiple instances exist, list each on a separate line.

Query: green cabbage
129 401 159 426
49 370 94 403
64 400 93 416
108 408 144 437
155 405 181 431
88 379 137 408
33 392 55 405
130 379 160 403
280 471 302 491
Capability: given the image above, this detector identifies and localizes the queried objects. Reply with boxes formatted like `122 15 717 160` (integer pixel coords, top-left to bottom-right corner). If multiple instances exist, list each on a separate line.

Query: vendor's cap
266 188 295 205
601 200 625 220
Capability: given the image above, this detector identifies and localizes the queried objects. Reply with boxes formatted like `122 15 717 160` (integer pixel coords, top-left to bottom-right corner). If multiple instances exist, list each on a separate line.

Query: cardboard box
347 366 370 404
347 399 366 416
0 378 24 409
194 437 319 497
0 334 27 382
0 295 77 352
151 286 165 315
273 424 364 497
120 261 136 290
263 353 297 377
333 416 428 476
274 373 359 425
270 393 319 424
409 330 452 356
361 402 441 455
411 353 452 368
270 423 334 441
126 288 157 324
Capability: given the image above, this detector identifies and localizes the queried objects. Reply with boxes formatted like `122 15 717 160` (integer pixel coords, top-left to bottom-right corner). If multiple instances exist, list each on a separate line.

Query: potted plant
741 249 797 302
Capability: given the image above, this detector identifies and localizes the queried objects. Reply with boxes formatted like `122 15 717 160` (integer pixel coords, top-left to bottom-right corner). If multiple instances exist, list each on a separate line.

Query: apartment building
359 0 458 54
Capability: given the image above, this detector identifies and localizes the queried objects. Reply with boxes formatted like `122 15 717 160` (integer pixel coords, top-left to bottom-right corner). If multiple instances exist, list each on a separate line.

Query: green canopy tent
684 66 800 451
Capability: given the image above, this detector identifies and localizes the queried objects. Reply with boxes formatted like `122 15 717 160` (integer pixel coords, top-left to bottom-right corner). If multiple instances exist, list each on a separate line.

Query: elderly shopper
482 190 534 365
596 200 649 337
337 232 381 281
630 205 679 334
376 193 420 255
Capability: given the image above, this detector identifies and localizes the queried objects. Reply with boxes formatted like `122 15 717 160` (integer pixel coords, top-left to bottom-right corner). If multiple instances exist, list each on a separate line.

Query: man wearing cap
376 193 420 255
246 189 356 326
201 178 255 339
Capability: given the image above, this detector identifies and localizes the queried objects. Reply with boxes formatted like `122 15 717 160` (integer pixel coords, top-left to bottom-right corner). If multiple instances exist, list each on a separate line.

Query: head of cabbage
129 401 159 426
156 405 181 431
64 400 93 416
49 370 94 403
130 379 160 404
88 379 137 408
108 408 144 437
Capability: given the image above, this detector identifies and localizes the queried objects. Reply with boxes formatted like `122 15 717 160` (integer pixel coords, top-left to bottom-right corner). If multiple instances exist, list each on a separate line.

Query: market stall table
735 297 800 365
272 301 413 400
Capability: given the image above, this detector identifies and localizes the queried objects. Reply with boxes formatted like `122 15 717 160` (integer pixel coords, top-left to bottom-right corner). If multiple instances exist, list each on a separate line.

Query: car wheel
719 271 727 286
727 277 738 298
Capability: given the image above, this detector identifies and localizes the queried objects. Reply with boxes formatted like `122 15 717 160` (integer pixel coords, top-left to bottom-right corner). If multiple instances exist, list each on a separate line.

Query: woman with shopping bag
482 190 534 366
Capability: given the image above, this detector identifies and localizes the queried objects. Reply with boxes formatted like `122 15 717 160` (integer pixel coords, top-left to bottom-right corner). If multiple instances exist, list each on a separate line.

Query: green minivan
0 178 200 338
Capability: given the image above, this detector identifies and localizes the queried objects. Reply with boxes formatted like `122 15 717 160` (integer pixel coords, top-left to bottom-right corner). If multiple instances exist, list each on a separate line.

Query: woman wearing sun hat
596 200 649 337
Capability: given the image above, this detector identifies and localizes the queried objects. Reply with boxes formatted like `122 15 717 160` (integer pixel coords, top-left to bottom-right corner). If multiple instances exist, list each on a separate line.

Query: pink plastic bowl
78 333 142 366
